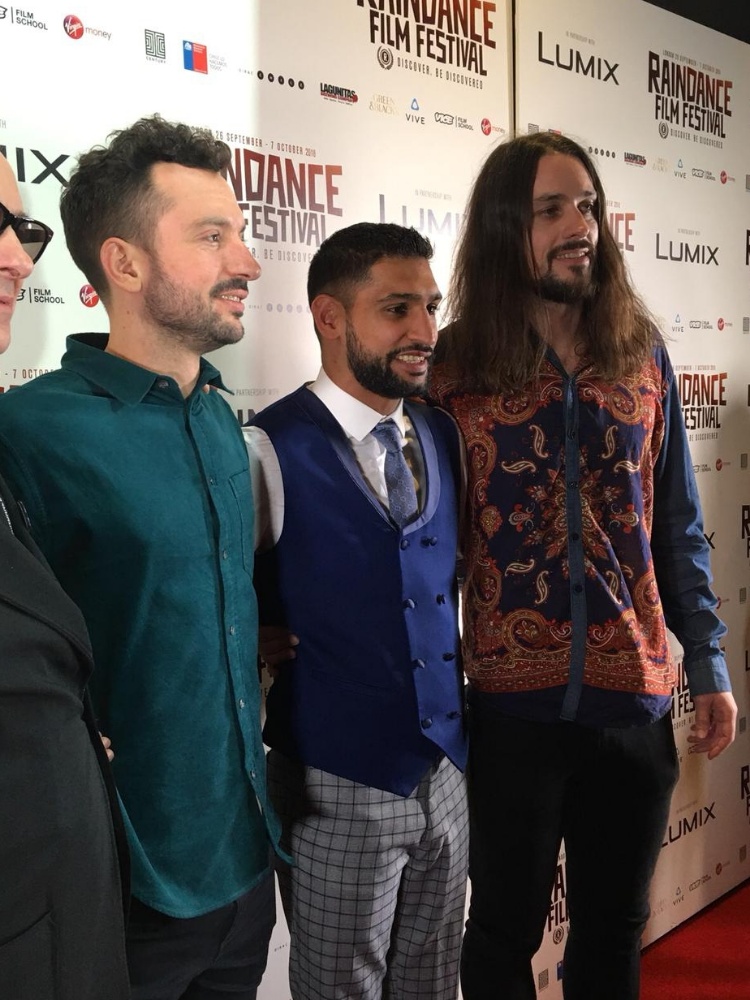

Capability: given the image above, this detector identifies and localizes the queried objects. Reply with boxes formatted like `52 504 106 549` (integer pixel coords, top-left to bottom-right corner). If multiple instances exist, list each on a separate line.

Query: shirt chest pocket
229 468 255 575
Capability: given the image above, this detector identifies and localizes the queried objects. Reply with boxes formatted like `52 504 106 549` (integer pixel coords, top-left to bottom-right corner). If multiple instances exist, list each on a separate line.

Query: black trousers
460 694 679 1000
126 871 276 1000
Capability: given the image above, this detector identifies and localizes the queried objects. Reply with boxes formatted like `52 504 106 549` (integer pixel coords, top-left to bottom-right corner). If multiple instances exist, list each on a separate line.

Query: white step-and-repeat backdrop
0 2 747 997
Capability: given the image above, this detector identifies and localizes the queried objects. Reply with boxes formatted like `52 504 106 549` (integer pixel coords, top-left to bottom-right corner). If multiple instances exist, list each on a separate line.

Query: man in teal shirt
0 116 281 1000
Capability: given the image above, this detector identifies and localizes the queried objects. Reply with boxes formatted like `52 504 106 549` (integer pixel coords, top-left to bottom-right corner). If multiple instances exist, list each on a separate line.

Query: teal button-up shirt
0 333 281 917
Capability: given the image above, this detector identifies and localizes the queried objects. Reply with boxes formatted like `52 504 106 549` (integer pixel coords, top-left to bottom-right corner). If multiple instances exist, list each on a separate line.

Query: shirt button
568 481 579 489
414 659 426 669
209 477 217 486
239 698 246 709
403 598 416 610
568 429 576 439
250 770 256 779
421 717 433 729
570 533 580 542
156 378 169 389
400 539 410 550
430 536 438 546
573 584 583 594
222 549 229 560
229 625 236 635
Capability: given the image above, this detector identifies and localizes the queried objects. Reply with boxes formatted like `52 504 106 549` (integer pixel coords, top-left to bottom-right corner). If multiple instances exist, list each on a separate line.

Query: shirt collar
308 368 406 442
61 333 230 404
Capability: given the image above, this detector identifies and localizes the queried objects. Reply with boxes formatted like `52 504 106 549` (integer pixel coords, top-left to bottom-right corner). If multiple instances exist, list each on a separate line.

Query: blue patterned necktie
371 418 418 527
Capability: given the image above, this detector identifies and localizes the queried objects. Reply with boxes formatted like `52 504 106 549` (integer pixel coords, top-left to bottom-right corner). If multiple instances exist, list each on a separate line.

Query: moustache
211 278 249 296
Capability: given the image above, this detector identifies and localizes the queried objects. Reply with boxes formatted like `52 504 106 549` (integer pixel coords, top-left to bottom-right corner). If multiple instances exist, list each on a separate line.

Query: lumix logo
537 31 619 85
662 803 716 846
655 235 718 265
0 145 69 185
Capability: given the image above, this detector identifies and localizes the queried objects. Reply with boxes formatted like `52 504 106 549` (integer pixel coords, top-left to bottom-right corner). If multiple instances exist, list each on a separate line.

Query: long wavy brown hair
438 133 657 392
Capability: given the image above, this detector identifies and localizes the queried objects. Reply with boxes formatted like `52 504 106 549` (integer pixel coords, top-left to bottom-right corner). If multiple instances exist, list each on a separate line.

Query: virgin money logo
63 13 83 38
718 318 725 330
79 284 99 307
481 118 491 136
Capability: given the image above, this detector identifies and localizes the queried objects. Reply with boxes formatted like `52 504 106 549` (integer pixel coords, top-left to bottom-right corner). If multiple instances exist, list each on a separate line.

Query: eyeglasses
0 199 54 264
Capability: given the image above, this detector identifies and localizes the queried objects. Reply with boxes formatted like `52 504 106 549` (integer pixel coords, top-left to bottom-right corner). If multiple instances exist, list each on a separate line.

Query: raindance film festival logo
741 765 750 823
677 365 727 434
0 6 48 30
145 28 165 62
648 50 732 146
356 0 498 81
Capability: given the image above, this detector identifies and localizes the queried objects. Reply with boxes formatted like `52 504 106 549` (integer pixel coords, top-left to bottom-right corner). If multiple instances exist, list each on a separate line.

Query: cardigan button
400 538 410 550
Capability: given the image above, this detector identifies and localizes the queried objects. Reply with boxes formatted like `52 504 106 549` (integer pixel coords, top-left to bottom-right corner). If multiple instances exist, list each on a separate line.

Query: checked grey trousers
267 750 469 1000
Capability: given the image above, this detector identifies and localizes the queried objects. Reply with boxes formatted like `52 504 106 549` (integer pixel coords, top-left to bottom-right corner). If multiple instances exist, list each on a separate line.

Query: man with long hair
429 132 737 1000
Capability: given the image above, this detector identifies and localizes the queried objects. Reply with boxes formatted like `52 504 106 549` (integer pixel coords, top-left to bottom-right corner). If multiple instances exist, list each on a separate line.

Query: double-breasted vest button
421 717 433 729
403 598 416 610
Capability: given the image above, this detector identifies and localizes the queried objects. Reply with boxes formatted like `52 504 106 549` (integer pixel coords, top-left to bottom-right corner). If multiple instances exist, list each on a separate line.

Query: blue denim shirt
432 345 729 728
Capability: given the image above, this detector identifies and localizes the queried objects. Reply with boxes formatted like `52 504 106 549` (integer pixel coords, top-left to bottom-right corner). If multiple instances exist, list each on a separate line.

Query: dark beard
537 271 596 304
144 260 248 354
346 323 432 400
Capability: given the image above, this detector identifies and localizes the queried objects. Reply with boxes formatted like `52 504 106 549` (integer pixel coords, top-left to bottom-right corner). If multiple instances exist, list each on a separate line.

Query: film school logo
357 0 498 78
537 31 619 84
145 29 165 62
648 51 732 143
183 40 207 74
0 7 48 29
225 147 343 248
662 802 716 847
677 366 727 431
320 83 359 105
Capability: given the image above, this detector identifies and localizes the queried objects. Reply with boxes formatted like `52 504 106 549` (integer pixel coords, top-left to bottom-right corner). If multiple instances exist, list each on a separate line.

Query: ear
99 237 146 295
311 293 346 342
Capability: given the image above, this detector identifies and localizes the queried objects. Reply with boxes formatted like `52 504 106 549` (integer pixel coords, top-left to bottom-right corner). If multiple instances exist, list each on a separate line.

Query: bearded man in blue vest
245 222 468 1000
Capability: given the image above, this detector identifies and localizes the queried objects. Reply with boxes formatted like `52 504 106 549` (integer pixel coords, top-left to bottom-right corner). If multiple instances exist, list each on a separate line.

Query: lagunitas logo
356 0 498 80
320 83 358 105
225 146 343 248
677 366 727 432
79 284 99 307
538 31 619 85
655 232 718 265
648 51 732 144
624 151 646 166
0 145 69 185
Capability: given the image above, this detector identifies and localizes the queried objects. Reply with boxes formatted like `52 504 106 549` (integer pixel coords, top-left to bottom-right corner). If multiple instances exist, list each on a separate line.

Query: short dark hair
307 222 433 309
60 115 232 301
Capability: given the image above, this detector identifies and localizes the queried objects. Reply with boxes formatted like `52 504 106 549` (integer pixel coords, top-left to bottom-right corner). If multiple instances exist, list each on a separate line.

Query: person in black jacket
0 151 130 1000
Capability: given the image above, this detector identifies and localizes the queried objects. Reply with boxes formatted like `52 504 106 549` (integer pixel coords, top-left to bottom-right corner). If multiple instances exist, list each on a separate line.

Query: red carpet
640 879 750 999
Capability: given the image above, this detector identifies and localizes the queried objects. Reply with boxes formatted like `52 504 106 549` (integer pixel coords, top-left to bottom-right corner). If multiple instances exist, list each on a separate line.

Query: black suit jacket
0 473 130 1000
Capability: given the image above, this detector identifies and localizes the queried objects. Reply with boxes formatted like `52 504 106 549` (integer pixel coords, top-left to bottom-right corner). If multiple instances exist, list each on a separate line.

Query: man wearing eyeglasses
0 119 282 1000
0 152 130 999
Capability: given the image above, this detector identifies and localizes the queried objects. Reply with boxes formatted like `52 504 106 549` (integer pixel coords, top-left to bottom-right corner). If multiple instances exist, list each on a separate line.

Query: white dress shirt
244 369 425 551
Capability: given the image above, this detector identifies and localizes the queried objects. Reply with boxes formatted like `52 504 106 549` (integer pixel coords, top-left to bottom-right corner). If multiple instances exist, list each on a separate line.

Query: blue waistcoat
252 387 467 796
